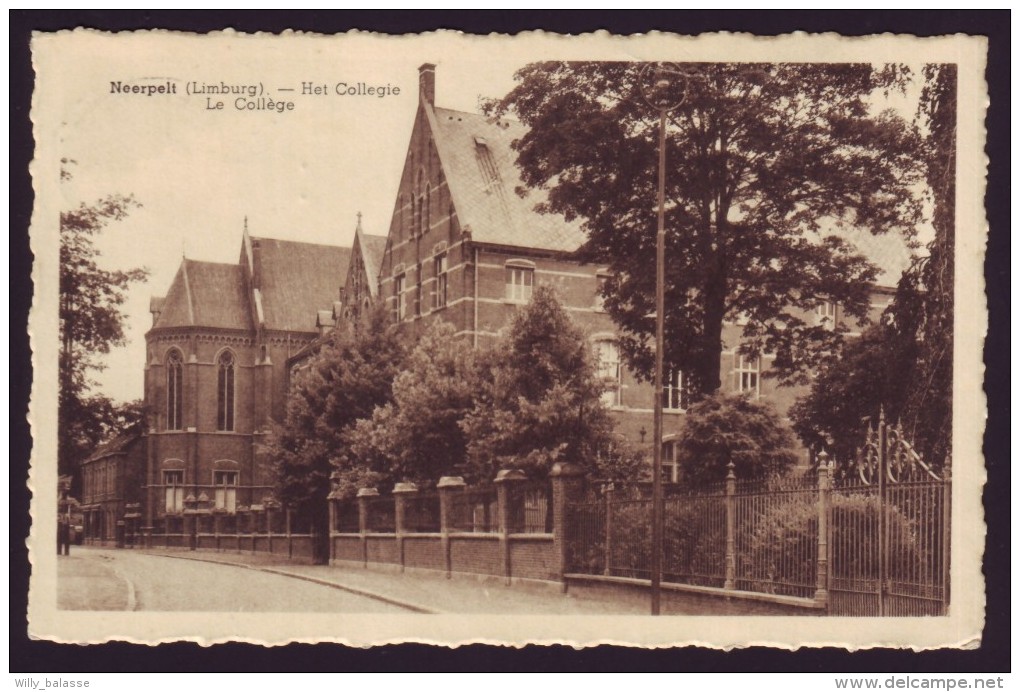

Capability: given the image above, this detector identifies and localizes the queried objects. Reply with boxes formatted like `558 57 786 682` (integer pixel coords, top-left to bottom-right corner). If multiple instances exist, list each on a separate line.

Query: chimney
418 63 436 105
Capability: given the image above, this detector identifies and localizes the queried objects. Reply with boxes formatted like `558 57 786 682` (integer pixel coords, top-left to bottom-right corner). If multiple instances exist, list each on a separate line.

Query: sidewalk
140 548 648 615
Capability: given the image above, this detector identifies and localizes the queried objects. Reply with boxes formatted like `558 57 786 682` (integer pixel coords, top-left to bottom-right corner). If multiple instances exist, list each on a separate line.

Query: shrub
676 392 799 487
741 491 921 594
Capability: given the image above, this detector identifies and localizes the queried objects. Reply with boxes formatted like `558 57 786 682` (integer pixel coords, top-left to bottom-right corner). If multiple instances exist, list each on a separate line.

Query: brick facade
142 230 350 529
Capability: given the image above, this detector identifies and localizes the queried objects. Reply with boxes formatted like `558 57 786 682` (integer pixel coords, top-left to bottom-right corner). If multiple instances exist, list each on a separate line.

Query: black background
10 10 1010 673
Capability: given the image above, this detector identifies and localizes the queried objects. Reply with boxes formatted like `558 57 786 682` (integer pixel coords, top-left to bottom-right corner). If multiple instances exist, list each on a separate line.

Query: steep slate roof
359 230 388 297
153 260 252 331
832 226 914 288
252 236 350 332
429 106 587 253
85 432 144 463
425 105 911 288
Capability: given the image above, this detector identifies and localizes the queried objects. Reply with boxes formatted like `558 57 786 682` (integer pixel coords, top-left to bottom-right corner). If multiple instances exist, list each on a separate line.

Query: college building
90 62 912 533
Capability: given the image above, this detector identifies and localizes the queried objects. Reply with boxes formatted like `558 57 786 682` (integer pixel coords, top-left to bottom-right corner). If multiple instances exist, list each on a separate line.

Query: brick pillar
495 469 526 586
437 476 465 579
550 462 585 591
814 452 831 609
357 487 378 568
393 482 418 573
724 461 737 590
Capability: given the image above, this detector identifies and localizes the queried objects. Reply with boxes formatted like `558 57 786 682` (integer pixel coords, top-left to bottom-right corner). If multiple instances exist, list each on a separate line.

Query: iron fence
827 477 950 616
734 477 818 598
566 467 950 616
334 501 360 533
449 487 498 533
403 492 442 533
365 495 396 532
506 481 551 533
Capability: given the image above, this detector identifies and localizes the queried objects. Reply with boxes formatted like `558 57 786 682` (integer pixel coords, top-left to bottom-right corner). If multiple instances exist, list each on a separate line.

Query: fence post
437 476 465 579
496 469 527 586
357 487 378 568
814 451 831 609
266 503 274 556
249 509 258 553
393 482 418 573
941 462 952 614
286 508 293 559
326 493 338 563
604 486 614 576
724 461 736 590
550 462 585 592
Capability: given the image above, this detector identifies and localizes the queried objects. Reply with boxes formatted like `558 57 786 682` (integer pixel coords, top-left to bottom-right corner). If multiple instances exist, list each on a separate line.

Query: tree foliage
59 160 149 481
491 62 924 396
789 321 917 466
790 65 956 470
461 285 621 481
267 305 406 529
342 321 481 486
674 392 799 487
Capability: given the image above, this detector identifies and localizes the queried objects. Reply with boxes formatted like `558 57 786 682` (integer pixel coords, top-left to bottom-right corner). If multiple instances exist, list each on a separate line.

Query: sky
40 31 927 404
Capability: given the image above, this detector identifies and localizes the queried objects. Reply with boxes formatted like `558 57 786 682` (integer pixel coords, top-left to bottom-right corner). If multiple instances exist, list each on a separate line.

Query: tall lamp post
640 62 686 616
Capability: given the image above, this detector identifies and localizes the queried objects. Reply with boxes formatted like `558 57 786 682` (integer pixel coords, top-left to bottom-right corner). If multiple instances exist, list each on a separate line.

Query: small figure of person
57 519 70 556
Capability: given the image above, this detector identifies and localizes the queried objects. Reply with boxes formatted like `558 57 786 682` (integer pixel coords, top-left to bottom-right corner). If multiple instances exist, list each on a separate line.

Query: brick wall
449 535 503 576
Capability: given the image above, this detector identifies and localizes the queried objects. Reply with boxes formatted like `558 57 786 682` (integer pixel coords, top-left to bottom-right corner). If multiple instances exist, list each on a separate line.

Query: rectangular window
595 340 622 407
662 369 694 411
395 273 407 321
214 471 238 513
735 354 760 396
815 301 837 330
434 253 448 309
163 470 184 514
662 441 680 484
505 266 534 303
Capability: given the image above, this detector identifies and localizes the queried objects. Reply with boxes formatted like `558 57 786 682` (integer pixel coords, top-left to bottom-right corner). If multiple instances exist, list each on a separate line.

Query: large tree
790 65 956 470
342 321 481 487
461 285 621 482
492 62 924 395
59 161 149 485
266 305 406 558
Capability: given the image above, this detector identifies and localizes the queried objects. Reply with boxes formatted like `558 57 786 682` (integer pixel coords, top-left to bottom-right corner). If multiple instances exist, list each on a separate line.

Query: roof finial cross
356 211 363 230
244 215 249 234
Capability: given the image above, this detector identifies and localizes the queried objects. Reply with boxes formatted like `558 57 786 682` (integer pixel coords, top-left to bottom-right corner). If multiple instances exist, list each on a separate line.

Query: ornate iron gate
828 410 951 616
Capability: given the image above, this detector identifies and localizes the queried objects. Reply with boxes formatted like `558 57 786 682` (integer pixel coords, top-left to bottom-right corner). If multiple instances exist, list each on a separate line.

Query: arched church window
217 350 236 431
166 349 184 430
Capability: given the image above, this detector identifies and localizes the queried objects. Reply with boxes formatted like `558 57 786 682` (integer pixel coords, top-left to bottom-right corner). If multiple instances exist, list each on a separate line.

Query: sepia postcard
28 29 988 649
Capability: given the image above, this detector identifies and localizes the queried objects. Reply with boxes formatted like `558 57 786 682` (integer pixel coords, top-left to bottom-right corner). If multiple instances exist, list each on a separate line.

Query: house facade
373 64 912 477
80 432 146 545
373 64 682 458
142 228 350 530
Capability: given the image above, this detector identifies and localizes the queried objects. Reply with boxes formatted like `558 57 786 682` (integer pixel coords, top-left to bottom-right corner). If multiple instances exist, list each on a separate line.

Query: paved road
58 549 406 612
